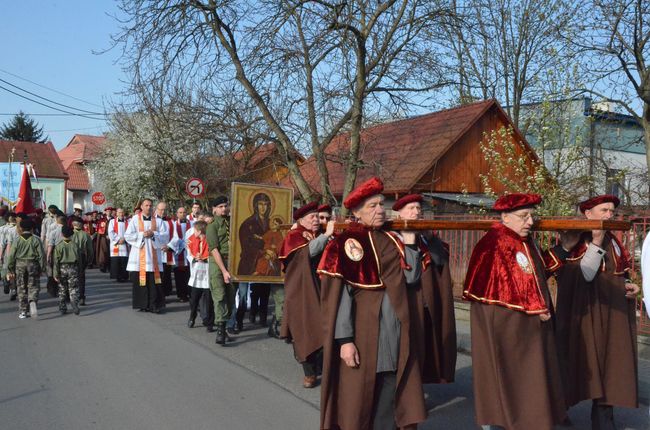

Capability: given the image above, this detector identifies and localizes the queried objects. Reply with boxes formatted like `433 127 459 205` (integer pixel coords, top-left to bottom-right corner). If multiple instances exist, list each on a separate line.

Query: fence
425 214 650 336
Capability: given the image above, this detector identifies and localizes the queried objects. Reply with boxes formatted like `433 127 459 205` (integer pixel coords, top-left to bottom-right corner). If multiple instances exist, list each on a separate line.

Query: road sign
91 192 106 205
185 178 205 198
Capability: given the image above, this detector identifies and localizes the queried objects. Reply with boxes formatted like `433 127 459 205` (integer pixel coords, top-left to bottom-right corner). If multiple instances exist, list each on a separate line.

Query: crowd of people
0 177 642 430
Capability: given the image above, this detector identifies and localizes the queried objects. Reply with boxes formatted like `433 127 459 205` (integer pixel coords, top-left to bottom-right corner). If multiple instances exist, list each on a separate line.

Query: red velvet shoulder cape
463 223 549 315
566 232 631 275
317 222 408 289
279 224 314 263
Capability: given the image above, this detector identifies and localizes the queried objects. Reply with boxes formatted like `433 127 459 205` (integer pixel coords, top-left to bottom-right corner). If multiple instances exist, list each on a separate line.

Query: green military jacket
53 239 81 278
8 233 45 273
206 216 230 273
72 228 94 267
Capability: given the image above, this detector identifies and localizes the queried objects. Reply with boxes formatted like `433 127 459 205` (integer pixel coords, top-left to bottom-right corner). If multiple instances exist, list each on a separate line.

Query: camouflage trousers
16 260 40 312
58 263 80 309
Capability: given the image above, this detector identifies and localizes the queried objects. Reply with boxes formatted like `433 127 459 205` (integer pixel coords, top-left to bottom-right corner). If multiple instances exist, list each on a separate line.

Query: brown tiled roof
65 162 90 191
58 134 106 167
57 134 107 190
287 100 517 195
233 142 304 169
0 140 68 179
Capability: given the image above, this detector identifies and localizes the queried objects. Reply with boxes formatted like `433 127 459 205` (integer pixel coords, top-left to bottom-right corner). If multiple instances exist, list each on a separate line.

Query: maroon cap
493 193 542 212
317 204 332 213
293 201 319 221
579 195 620 213
392 194 423 211
343 177 384 210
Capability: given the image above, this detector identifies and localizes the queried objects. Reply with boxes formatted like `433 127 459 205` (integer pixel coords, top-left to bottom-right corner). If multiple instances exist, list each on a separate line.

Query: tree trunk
340 37 367 216
643 103 650 205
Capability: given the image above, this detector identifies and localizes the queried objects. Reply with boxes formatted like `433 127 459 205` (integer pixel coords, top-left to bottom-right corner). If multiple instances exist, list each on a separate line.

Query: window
31 189 43 210
605 168 623 198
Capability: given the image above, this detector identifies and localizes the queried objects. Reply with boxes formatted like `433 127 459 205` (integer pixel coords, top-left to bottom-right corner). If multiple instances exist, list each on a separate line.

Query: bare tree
112 0 452 208
440 0 580 127
569 0 650 199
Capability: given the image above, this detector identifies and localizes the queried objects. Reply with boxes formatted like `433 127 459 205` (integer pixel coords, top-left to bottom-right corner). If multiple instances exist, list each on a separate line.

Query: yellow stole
138 215 161 286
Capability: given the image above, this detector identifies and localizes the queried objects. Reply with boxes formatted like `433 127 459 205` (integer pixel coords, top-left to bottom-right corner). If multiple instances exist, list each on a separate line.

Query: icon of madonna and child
230 184 293 283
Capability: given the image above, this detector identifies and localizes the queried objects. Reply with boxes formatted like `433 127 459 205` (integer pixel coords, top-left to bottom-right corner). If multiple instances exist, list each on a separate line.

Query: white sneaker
18 312 28 319
29 301 38 318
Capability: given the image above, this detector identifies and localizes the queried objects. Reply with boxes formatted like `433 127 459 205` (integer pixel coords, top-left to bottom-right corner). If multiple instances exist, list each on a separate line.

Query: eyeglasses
319 215 332 221
510 211 538 222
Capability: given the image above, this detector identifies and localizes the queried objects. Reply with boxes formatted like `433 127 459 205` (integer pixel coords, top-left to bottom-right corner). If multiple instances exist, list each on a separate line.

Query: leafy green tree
0 111 48 142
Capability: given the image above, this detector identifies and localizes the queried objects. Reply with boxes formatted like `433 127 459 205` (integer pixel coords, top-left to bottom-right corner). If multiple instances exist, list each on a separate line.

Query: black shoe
227 326 239 335
259 312 268 327
60 308 67 315
215 323 226 345
249 312 256 324
188 311 196 328
9 289 16 301
236 320 244 332
80 298 86 306
3 282 9 294
267 316 281 338
206 325 214 333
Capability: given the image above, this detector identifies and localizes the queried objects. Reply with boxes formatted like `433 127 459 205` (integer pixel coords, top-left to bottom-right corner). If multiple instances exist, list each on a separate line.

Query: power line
0 77 105 115
45 125 107 133
0 84 107 121
0 68 105 109
0 113 105 117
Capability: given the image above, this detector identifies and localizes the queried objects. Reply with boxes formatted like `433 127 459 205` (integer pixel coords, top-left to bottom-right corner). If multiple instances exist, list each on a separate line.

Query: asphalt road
0 269 647 429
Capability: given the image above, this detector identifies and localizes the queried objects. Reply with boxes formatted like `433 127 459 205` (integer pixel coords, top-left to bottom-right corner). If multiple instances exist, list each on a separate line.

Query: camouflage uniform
72 228 94 302
8 233 45 314
1 223 18 297
57 264 79 313
15 261 41 312
54 239 81 314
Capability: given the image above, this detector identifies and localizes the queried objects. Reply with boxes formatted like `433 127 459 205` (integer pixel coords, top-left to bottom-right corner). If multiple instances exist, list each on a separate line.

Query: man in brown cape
463 193 566 430
318 177 428 430
545 194 639 429
391 194 456 384
279 201 334 388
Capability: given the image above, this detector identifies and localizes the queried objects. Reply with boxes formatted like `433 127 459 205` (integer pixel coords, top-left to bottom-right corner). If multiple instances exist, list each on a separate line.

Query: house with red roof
57 134 107 212
285 100 541 212
0 140 69 210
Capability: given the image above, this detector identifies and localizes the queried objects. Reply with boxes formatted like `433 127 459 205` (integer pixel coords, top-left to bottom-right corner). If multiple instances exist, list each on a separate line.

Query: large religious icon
229 182 294 283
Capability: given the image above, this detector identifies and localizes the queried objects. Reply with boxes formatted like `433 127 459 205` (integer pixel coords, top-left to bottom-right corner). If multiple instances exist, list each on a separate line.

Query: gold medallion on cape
344 238 364 261
515 251 533 274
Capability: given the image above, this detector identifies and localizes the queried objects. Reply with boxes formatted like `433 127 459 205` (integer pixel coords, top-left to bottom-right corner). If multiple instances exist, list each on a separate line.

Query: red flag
14 164 36 214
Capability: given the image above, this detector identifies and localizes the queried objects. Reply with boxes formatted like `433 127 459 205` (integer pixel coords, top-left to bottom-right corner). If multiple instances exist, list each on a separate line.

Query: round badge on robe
344 238 364 262
612 240 621 257
516 251 533 274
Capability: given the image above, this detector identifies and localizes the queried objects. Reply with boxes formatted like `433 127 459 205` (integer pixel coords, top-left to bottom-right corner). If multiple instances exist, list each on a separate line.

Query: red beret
293 201 319 221
104 207 114 211
493 193 542 212
317 204 332 213
392 194 423 211
579 194 620 213
343 177 384 210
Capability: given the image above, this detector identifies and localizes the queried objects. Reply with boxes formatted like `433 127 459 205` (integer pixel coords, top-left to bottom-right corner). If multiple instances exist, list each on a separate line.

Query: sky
0 1 126 150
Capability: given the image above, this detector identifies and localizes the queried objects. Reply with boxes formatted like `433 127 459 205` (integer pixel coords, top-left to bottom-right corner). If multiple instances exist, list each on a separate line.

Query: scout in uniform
8 219 46 319
53 226 82 315
72 218 94 306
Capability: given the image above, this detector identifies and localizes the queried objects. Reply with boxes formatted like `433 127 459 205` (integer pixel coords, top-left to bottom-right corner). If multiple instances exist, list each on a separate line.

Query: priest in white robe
125 199 166 313
108 207 130 282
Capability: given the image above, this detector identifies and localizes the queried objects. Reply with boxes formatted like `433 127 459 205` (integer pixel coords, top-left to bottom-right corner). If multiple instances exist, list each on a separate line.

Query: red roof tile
287 100 519 195
58 134 106 167
0 140 68 179
66 162 90 191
